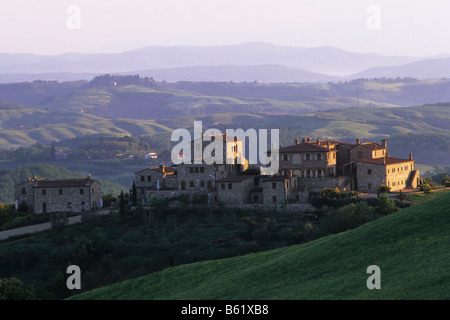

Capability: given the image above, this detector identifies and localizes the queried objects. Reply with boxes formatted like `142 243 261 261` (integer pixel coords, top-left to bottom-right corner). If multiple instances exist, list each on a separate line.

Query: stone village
14 129 420 214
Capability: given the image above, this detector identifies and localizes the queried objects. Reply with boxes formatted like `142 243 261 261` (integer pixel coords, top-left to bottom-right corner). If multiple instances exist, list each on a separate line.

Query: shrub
376 193 399 215
0 277 37 300
378 184 391 194
50 212 68 231
420 183 432 194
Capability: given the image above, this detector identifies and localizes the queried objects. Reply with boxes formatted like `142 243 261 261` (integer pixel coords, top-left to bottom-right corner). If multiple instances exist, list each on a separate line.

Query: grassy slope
71 192 450 300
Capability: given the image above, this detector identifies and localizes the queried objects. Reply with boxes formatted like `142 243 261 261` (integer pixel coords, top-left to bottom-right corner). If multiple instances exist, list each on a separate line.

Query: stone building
356 153 419 193
134 135 418 206
135 165 178 204
14 175 101 214
261 174 298 204
216 175 255 204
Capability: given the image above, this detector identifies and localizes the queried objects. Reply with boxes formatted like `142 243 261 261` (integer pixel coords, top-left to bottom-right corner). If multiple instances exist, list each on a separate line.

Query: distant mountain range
0 42 449 83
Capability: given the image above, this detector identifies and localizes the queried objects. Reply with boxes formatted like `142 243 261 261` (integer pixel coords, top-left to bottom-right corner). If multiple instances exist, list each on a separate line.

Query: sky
1 0 449 56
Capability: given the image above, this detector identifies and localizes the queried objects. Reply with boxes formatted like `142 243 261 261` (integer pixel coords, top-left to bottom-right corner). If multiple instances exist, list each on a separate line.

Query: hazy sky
1 0 449 56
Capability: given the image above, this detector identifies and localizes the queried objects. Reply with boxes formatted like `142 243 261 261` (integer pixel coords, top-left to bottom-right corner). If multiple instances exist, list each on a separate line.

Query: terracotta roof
357 157 412 165
135 166 177 174
278 143 334 153
33 178 99 188
357 142 386 151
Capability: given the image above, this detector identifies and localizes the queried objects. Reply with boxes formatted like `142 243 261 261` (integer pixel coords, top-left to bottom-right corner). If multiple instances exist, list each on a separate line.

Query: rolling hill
70 190 450 300
0 43 422 77
350 57 450 79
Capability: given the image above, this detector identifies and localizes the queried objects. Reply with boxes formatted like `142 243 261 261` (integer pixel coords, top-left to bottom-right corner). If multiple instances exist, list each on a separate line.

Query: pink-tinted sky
1 0 449 56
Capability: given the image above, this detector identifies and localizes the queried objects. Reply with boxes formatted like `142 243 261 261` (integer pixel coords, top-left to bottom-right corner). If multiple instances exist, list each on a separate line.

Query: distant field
70 191 450 300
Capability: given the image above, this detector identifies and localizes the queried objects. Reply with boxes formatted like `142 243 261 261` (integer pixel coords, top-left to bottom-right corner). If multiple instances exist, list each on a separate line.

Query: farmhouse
14 175 101 214
135 136 419 206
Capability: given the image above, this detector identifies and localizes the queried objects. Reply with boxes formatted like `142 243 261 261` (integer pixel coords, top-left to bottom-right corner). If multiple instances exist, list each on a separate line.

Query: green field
71 191 450 300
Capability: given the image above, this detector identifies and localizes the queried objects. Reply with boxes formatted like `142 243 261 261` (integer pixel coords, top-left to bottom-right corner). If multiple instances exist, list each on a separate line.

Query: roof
33 178 100 188
355 142 386 151
278 143 335 153
357 157 413 166
135 166 177 174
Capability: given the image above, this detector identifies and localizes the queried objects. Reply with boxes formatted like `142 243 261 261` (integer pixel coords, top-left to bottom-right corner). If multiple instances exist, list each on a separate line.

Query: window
228 183 232 190
272 196 277 203
368 169 372 175
42 203 47 213
272 182 276 189
42 189 46 195
147 175 151 182
59 189 63 195
79 189 84 195
189 167 194 174
81 202 86 211
67 202 72 209
181 181 186 190
333 153 336 159
200 167 204 173
221 183 225 190
254 195 259 202
306 170 311 178
22 188 26 194
207 181 212 189
305 154 310 161
195 167 199 173
318 169 322 177
283 154 288 161
189 181 194 188
200 181 205 187
358 152 363 158
141 175 145 182
368 183 372 189
317 153 322 160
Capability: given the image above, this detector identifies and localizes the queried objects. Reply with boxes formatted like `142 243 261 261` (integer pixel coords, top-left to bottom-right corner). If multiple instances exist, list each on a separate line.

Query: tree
119 190 125 215
131 180 137 206
0 277 37 300
378 185 391 195
377 193 398 215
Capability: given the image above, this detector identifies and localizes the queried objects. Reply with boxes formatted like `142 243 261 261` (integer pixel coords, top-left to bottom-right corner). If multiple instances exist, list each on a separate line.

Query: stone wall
356 162 386 193
217 178 254 204
33 181 101 214
14 181 35 212
385 161 416 191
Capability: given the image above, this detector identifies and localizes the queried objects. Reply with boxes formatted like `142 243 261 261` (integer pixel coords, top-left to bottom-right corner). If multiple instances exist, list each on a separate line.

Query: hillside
70 191 450 300
351 57 450 79
0 43 422 77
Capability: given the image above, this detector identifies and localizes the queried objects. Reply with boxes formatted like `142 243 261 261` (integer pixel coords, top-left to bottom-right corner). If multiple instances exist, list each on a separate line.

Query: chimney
159 164 165 173
386 151 390 158
307 137 311 143
302 138 307 143
316 139 320 144
356 138 360 145
295 138 299 145
409 153 413 160
381 139 387 149
87 174 91 180
327 141 331 149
